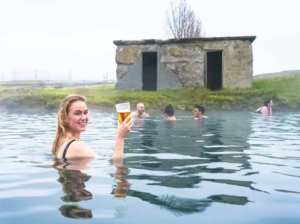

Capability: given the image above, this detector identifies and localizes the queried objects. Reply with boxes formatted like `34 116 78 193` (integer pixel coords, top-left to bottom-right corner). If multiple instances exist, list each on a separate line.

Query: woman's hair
264 99 271 107
51 95 87 155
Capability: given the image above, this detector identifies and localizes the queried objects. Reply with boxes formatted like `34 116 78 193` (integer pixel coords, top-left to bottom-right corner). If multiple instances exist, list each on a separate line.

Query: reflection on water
112 166 131 198
0 110 300 224
59 205 92 220
207 194 251 205
111 159 131 218
128 191 211 217
58 169 92 202
53 159 93 219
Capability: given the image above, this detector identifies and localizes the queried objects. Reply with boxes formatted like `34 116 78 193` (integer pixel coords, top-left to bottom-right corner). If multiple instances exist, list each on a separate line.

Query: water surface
0 110 300 224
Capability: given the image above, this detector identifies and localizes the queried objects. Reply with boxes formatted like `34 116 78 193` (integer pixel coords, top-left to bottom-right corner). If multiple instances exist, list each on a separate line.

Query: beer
115 102 131 124
117 112 131 124
114 181 130 197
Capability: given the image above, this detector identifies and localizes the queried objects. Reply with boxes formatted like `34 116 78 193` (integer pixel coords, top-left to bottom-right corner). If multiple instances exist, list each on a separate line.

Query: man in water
194 105 207 119
256 100 273 116
164 104 176 121
130 103 150 119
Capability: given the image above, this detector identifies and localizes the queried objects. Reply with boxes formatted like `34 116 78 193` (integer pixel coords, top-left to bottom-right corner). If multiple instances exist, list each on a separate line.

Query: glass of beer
115 102 131 124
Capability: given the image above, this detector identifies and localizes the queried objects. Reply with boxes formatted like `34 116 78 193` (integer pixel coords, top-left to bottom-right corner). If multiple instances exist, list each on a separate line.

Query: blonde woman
51 95 133 160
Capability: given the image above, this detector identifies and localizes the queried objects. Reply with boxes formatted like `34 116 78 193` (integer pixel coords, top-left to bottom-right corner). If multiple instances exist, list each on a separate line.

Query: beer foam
115 102 130 112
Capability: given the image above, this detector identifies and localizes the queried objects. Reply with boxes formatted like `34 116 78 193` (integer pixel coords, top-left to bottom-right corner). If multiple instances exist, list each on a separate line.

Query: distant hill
254 70 300 79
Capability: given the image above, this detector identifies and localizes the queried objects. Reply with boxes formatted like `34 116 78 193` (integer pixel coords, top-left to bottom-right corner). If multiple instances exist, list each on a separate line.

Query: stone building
113 36 256 91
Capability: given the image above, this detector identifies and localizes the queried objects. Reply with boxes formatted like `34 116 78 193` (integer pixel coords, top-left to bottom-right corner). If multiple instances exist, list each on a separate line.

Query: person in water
51 95 133 159
194 105 207 119
256 99 273 116
130 103 150 119
164 104 176 121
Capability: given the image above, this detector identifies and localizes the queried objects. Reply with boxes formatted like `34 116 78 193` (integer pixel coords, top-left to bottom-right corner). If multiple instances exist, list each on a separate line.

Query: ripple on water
0 111 300 223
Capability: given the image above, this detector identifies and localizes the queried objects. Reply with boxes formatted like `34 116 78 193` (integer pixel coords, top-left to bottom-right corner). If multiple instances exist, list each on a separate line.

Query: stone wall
196 40 253 88
115 43 204 90
114 38 254 90
160 43 205 88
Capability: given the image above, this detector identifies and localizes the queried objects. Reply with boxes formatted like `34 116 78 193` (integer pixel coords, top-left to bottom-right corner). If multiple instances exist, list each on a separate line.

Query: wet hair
51 94 87 155
195 105 205 114
164 104 175 116
264 100 271 107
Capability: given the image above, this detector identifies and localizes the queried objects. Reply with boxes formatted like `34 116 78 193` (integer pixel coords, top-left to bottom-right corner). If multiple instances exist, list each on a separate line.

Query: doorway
206 51 222 91
142 52 157 91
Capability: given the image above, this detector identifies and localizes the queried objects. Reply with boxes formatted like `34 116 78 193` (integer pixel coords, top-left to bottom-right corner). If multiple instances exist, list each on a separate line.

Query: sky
0 0 299 81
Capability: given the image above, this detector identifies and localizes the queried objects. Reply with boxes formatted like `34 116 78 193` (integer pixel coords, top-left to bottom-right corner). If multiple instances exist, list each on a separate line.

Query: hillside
254 70 300 79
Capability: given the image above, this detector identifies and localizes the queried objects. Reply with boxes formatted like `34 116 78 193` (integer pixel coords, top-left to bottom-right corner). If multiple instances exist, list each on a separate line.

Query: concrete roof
113 36 256 46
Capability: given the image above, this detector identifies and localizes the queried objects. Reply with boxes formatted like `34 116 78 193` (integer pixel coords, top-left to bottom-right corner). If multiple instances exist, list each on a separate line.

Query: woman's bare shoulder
66 141 96 158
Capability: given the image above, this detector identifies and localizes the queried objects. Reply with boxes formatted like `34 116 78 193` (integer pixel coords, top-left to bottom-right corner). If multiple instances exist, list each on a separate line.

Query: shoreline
0 75 299 112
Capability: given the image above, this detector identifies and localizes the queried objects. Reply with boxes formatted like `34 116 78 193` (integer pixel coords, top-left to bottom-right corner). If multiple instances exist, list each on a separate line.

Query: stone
116 64 130 80
168 47 181 56
116 47 140 64
160 56 190 63
161 44 205 87
113 37 256 46
157 67 184 89
115 55 143 91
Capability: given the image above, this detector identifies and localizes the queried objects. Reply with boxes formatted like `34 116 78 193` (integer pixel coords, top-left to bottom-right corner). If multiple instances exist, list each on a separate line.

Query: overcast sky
0 0 299 81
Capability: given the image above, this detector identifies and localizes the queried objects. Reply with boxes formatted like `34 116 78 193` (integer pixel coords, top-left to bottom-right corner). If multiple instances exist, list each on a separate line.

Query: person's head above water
194 105 205 118
164 104 174 116
130 103 149 119
164 104 176 120
264 100 273 107
136 103 145 115
52 95 89 155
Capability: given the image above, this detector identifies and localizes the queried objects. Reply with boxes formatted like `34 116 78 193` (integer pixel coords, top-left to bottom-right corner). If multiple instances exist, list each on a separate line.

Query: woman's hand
116 116 133 139
113 116 133 158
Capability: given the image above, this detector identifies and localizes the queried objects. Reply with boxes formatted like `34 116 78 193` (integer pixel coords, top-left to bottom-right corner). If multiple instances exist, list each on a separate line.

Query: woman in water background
256 99 273 116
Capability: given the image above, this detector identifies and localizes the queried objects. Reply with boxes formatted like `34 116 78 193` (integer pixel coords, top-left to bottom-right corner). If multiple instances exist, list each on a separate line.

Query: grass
1 75 300 111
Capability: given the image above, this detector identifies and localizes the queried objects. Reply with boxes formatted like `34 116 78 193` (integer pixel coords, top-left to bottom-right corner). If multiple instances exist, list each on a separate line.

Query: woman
256 99 273 116
51 95 133 159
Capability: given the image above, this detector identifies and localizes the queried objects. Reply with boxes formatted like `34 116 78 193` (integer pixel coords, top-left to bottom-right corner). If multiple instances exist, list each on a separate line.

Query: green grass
1 75 300 111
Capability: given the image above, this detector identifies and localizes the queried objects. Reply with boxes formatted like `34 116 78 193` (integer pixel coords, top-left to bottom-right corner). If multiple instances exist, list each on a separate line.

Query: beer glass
115 102 131 124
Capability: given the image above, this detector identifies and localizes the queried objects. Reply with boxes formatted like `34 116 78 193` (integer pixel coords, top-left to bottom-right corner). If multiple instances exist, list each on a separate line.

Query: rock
116 47 140 64
161 44 205 87
168 47 181 56
115 56 143 91
116 64 130 80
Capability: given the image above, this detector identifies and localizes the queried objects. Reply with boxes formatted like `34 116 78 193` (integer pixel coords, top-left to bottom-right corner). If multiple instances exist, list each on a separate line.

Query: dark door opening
142 52 157 91
206 51 222 91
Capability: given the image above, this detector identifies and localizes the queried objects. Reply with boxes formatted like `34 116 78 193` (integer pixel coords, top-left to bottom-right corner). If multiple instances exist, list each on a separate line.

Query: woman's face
67 101 89 133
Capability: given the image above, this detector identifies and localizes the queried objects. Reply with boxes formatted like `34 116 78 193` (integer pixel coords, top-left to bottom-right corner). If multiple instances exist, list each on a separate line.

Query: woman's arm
113 116 133 158
64 116 132 159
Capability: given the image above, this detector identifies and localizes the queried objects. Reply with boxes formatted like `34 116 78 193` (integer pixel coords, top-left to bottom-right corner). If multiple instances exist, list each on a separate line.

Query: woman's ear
61 113 68 123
